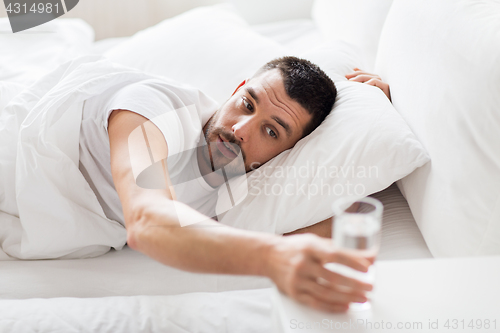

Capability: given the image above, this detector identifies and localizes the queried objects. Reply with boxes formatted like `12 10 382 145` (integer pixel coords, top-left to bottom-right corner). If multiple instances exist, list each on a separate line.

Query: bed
0 183 431 332
2 0 499 331
0 7 431 331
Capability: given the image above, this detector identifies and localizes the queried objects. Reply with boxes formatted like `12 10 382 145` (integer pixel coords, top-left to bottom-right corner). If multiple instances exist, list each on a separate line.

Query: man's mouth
216 135 238 159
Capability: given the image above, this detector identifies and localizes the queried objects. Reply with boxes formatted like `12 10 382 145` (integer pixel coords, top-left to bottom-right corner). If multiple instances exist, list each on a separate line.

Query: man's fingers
309 238 371 272
365 78 391 101
347 74 381 83
344 68 392 102
345 67 362 76
308 263 373 291
299 278 368 305
365 78 384 87
326 248 371 273
365 254 376 265
296 291 350 313
345 71 368 79
345 69 377 78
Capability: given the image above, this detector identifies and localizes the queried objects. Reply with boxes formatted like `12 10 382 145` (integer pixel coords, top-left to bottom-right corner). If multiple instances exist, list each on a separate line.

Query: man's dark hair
253 56 336 138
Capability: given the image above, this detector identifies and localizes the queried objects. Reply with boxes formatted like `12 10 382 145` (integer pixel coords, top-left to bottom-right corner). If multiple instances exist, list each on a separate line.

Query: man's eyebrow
245 87 259 104
271 116 292 138
245 86 291 137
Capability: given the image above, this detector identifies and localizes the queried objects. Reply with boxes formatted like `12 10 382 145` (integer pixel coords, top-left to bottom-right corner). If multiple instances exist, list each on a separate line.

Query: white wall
0 0 227 40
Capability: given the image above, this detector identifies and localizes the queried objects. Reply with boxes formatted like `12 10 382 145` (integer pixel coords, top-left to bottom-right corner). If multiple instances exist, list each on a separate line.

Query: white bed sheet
0 244 272 299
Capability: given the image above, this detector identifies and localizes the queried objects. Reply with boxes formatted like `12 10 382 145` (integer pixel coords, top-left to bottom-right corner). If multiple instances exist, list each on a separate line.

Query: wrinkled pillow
376 0 500 257
312 0 393 71
231 0 314 25
218 79 429 234
105 5 287 105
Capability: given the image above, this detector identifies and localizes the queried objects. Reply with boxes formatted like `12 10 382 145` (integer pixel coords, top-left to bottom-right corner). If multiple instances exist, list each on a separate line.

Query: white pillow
104 5 429 234
0 18 94 86
104 5 288 105
312 0 393 72
231 0 314 25
218 48 429 233
299 41 367 82
376 0 500 257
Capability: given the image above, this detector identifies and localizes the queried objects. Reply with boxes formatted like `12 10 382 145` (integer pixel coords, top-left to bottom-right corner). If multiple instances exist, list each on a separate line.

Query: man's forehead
245 70 289 104
244 69 312 139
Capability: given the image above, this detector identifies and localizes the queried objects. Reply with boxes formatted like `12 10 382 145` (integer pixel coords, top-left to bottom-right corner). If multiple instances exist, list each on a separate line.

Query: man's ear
231 79 248 96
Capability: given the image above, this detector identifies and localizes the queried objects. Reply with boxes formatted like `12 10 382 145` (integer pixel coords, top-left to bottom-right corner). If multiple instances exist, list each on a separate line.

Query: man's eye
242 98 253 111
266 127 277 138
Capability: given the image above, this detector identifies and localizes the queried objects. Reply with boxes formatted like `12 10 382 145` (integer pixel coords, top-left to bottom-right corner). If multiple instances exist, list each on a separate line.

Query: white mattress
0 243 272 299
374 184 432 261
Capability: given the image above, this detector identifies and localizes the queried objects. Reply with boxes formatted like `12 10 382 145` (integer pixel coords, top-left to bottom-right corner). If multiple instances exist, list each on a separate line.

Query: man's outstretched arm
108 109 373 313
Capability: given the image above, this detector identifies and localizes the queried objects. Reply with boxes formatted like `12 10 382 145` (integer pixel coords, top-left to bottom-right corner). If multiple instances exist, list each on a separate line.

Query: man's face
202 69 312 174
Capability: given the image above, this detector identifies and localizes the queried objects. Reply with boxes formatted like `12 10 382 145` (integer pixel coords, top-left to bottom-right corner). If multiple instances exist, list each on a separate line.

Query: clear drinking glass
328 196 383 311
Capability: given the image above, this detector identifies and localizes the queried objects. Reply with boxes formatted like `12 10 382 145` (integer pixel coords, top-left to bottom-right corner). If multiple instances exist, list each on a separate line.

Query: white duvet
0 56 171 260
0 289 274 333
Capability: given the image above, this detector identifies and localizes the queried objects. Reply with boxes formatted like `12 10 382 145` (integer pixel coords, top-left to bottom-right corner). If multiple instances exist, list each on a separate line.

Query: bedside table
272 256 500 333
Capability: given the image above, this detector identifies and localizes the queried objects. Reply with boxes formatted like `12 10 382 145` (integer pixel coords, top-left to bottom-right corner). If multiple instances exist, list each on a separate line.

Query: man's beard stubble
202 112 247 178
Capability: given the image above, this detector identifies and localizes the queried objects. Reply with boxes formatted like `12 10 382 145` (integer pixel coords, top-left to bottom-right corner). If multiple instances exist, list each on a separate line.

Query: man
81 56 389 313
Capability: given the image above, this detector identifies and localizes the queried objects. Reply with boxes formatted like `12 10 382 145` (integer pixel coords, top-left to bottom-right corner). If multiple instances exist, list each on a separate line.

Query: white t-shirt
79 78 220 226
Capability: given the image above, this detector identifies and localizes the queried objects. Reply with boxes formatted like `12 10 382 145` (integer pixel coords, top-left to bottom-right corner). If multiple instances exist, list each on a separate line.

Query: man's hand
265 234 373 313
345 68 391 102
109 109 372 314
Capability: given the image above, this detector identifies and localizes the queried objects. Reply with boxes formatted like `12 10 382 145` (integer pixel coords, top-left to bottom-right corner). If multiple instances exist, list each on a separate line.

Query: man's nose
232 116 254 143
